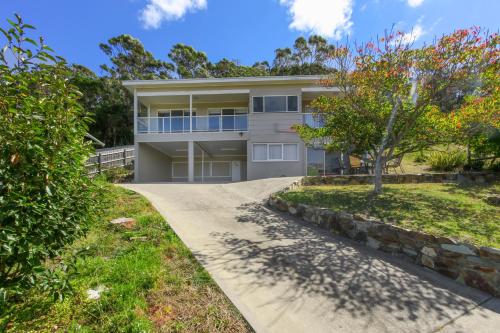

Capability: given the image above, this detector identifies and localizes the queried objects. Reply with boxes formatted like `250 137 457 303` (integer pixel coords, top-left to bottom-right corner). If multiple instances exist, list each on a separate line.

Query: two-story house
123 75 341 183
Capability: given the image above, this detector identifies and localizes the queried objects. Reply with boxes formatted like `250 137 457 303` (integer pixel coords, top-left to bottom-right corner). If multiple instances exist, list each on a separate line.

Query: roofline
122 75 325 89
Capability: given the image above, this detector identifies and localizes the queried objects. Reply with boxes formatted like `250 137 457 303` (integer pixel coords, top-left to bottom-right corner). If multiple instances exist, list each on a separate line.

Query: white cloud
395 23 425 44
407 0 424 7
140 0 207 29
279 0 354 39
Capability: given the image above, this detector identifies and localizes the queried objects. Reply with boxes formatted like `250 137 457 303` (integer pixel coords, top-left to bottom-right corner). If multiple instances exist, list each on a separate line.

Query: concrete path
122 178 500 333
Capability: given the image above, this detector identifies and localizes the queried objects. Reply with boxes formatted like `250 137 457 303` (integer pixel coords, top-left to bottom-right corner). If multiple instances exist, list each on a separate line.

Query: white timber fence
86 145 135 175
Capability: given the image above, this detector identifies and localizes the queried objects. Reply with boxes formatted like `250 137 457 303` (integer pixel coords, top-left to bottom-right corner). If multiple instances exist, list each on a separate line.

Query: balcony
137 114 248 134
302 113 325 128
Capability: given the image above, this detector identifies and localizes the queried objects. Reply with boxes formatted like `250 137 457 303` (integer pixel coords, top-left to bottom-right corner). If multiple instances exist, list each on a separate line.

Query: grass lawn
2 184 251 333
279 183 500 248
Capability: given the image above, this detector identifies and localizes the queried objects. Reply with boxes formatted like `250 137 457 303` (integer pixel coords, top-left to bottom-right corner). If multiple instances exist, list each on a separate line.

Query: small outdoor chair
348 155 364 174
385 155 406 174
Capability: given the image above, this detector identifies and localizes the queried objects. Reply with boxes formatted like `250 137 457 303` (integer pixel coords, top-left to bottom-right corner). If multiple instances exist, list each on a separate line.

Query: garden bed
278 183 499 247
2 184 251 332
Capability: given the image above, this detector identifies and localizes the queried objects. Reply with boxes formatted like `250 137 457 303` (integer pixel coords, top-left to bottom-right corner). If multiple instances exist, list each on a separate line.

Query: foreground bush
0 16 101 307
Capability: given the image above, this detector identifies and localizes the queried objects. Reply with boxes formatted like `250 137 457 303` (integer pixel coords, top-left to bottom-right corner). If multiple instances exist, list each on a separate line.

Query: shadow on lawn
196 201 496 330
282 186 497 236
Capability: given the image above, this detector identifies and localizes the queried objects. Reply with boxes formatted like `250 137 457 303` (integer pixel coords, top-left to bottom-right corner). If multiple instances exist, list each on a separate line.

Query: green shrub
102 166 134 183
428 151 466 171
0 15 102 308
413 152 428 163
488 160 500 172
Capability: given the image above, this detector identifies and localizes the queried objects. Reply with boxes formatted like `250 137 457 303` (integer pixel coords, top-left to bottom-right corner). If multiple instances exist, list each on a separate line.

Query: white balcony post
133 88 138 135
188 141 194 182
189 94 193 133
147 104 150 133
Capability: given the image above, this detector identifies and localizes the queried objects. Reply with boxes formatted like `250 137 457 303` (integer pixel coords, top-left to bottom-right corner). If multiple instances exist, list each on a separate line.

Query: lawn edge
118 184 262 333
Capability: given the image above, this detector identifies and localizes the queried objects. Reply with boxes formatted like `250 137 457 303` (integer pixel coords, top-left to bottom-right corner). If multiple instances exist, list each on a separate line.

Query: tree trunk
373 152 384 194
466 143 471 168
373 99 401 194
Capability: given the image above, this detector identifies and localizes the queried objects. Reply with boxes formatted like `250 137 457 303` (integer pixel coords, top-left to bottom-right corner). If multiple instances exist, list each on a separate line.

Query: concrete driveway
122 178 500 333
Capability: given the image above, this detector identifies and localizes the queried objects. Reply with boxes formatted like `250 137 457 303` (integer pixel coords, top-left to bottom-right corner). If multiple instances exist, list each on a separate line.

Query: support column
134 142 139 182
201 150 204 184
133 88 138 135
188 141 194 182
189 94 193 133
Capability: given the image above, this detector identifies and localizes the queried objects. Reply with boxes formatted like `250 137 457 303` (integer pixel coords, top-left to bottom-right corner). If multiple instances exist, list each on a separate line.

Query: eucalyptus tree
168 43 210 78
100 34 174 80
271 35 335 75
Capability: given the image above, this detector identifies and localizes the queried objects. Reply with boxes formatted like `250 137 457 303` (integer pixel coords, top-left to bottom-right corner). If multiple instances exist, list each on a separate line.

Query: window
252 143 299 161
287 96 298 111
253 144 268 161
253 95 299 112
265 96 287 112
269 144 283 160
253 97 263 112
283 144 298 161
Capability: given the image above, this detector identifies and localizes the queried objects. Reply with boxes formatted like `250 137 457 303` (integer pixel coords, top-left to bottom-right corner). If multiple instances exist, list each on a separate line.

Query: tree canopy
99 34 173 80
294 28 499 193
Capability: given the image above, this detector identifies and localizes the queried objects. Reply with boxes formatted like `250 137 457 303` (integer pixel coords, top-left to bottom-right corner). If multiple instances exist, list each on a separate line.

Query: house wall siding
246 87 306 180
136 142 172 182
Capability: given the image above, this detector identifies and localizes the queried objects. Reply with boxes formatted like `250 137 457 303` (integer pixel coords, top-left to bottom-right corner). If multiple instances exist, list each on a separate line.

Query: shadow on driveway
197 201 497 331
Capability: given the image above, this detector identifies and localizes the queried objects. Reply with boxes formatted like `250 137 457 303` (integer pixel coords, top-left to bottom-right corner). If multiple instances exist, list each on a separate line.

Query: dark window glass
253 97 263 112
265 96 287 112
287 96 298 111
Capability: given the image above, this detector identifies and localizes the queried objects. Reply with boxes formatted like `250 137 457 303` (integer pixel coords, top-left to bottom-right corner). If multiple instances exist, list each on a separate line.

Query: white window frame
251 143 299 162
155 108 197 116
207 107 248 115
252 95 299 113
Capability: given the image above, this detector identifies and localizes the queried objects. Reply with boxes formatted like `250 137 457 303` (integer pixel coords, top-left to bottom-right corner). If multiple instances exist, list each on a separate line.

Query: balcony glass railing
302 113 325 128
137 115 248 134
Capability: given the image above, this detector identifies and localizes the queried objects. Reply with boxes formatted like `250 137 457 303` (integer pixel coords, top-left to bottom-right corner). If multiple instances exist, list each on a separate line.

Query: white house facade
123 75 341 183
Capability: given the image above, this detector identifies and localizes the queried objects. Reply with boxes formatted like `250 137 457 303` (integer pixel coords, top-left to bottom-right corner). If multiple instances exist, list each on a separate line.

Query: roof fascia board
301 87 340 92
137 89 250 97
123 75 324 88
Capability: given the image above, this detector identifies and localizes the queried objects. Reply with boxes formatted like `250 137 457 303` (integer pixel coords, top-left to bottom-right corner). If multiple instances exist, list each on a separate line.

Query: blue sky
1 0 499 74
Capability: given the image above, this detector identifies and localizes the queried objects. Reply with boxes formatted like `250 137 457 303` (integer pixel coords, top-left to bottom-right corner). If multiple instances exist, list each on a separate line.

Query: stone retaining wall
303 172 499 186
268 194 500 297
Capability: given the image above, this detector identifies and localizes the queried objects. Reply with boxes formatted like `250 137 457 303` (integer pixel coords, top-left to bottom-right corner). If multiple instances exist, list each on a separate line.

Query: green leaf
23 37 38 47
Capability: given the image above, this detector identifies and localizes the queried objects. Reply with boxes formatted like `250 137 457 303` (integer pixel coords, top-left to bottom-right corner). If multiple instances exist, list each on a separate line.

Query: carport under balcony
136 140 247 183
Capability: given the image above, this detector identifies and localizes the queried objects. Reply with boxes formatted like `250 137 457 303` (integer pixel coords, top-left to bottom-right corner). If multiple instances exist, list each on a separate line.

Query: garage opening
139 140 246 183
